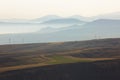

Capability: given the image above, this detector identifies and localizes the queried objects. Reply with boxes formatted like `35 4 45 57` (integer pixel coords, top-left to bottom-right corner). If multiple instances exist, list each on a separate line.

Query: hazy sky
0 0 120 19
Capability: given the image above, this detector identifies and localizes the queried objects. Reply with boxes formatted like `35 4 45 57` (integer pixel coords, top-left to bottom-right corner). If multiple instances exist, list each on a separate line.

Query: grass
46 55 93 64
0 55 94 73
0 38 119 76
0 54 115 73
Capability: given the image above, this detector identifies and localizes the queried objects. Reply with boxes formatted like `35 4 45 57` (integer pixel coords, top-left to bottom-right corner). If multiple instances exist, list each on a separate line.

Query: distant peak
94 19 120 22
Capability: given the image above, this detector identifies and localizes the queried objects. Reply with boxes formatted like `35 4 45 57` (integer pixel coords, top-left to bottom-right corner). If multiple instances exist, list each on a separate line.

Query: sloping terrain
0 38 120 80
0 59 120 80
1 38 120 54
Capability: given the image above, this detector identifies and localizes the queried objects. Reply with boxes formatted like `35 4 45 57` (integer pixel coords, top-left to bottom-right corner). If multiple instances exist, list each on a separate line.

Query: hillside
0 59 120 80
0 38 120 54
0 38 120 80
0 38 119 72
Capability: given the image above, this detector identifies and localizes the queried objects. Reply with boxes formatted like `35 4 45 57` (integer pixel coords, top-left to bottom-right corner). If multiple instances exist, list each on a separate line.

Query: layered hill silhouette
41 18 85 24
0 19 120 44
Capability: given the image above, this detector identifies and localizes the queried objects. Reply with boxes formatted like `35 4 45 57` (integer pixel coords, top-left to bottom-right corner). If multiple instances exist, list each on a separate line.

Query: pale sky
0 0 120 19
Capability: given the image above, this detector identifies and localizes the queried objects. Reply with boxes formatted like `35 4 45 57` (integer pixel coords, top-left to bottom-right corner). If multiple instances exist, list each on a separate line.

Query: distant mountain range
0 12 120 23
0 18 120 45
41 18 85 24
0 12 120 44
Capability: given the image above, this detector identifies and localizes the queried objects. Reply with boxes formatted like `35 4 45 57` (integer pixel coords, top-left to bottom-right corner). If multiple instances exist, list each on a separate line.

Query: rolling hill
0 38 120 69
0 38 120 80
0 59 120 80
41 18 85 24
0 19 120 45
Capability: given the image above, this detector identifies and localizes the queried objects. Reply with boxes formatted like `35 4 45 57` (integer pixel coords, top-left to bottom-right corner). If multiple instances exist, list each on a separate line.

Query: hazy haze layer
0 0 120 19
